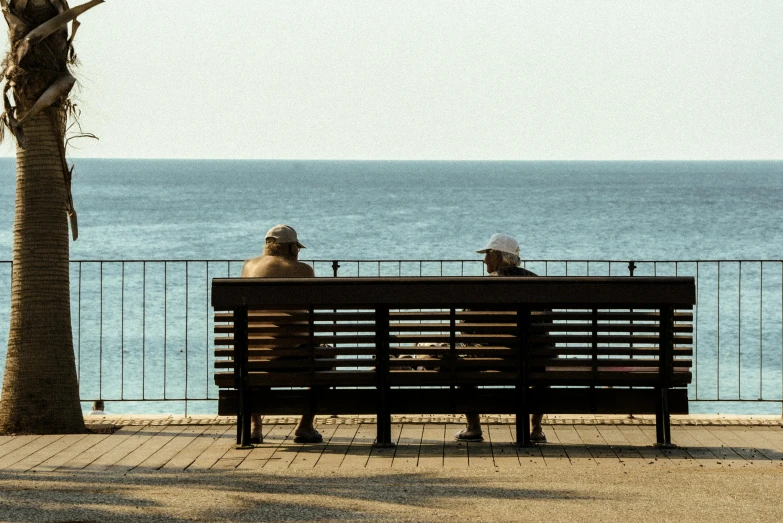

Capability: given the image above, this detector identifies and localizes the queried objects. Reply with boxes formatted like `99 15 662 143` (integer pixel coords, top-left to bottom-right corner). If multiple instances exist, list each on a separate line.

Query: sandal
293 431 323 444
455 428 484 442
530 429 547 444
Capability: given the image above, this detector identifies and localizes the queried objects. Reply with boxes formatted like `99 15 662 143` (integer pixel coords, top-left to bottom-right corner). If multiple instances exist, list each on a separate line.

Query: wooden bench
212 276 695 448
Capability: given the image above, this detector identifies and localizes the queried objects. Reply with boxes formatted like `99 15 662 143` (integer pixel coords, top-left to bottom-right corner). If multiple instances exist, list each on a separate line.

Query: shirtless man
241 224 321 444
455 233 547 444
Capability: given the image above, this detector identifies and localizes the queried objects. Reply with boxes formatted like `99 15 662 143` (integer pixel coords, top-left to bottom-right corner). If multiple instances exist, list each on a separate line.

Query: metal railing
0 259 781 416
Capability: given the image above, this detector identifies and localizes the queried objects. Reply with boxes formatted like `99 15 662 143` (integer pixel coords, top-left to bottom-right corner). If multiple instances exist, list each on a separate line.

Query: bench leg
235 388 252 449
655 387 675 448
374 414 394 447
516 411 531 448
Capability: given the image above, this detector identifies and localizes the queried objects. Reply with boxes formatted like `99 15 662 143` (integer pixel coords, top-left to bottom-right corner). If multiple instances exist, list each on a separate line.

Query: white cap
265 224 306 248
476 233 519 256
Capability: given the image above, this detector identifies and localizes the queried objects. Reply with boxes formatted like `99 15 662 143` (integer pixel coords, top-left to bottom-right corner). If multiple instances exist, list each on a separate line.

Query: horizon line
1 157 781 162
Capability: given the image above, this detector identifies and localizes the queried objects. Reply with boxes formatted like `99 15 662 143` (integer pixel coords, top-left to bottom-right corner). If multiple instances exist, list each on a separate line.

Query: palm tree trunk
0 108 84 434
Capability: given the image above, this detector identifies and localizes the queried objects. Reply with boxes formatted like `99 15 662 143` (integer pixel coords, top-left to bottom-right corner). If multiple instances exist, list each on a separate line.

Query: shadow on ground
0 470 592 522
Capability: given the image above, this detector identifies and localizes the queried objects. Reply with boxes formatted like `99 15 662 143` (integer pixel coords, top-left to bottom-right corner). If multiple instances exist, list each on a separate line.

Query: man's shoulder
497 266 538 277
290 260 315 277
242 256 314 277
241 256 264 277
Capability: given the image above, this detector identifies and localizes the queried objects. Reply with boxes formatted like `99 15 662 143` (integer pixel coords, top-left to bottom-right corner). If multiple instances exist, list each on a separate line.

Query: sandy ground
1 465 783 522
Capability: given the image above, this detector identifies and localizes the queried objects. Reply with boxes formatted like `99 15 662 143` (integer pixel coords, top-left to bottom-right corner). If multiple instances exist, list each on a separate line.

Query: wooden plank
215 308 693 322
391 424 424 469
219 423 298 469
486 424 520 468
211 456 244 470
467 426 496 469
670 425 720 463
262 425 308 470
417 423 444 468
530 347 692 356
163 424 235 471
123 425 205 471
631 424 691 465
532 323 691 333
340 423 376 469
679 426 745 466
573 425 618 465
56 425 146 471
443 423 469 468
3 434 88 472
366 424 402 469
187 424 237 470
31 434 112 473
539 425 572 467
289 424 339 469
750 427 783 459
0 435 40 460
212 276 696 308
236 424 295 471
0 435 64 470
84 424 170 471
538 311 693 321
594 424 646 465
314 423 359 469
615 425 669 464
703 425 766 464
551 425 595 465
718 426 780 464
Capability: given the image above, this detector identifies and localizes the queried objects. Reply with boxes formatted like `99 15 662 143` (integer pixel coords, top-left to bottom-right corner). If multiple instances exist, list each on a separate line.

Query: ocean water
2 159 782 262
0 159 782 415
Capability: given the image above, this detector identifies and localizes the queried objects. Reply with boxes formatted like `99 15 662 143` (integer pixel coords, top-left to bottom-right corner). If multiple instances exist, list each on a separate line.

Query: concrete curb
84 413 783 427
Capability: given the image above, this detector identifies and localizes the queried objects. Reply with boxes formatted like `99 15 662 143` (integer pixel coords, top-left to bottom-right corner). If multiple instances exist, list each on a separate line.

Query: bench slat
530 370 692 386
532 358 692 368
529 346 693 356
530 334 693 344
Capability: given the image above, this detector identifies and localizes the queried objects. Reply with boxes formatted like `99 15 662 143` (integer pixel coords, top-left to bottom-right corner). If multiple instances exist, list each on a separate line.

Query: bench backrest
213 276 695 389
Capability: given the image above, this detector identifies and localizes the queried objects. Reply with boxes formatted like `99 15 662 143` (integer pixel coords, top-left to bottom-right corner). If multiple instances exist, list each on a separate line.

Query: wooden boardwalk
1 417 782 473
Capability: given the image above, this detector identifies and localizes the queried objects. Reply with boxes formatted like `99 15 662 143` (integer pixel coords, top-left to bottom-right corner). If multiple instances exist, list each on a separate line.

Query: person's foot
249 435 262 444
293 429 323 444
455 428 484 442
530 425 547 443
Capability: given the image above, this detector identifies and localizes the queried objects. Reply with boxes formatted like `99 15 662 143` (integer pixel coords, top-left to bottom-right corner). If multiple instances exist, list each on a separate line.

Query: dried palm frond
0 0 103 240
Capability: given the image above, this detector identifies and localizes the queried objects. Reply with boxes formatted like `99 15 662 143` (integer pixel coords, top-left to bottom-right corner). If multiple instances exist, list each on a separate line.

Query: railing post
628 260 637 276
332 260 340 277
374 306 394 447
234 305 252 449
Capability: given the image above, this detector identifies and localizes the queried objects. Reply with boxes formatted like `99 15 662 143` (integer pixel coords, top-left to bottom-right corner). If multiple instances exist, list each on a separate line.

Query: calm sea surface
2 159 782 262
1 159 782 415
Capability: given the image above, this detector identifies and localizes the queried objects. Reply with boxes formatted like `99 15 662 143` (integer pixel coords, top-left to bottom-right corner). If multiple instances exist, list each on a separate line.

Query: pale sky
2 0 781 160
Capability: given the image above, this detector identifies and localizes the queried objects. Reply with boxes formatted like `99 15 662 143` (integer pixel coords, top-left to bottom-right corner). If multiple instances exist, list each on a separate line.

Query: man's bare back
241 254 314 278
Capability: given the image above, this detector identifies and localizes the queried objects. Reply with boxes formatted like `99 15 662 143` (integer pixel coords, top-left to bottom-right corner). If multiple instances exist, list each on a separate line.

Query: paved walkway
1 415 782 521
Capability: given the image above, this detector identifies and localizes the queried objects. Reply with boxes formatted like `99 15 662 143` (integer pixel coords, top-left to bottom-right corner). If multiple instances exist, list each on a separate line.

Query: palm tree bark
0 0 101 434
0 109 83 433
